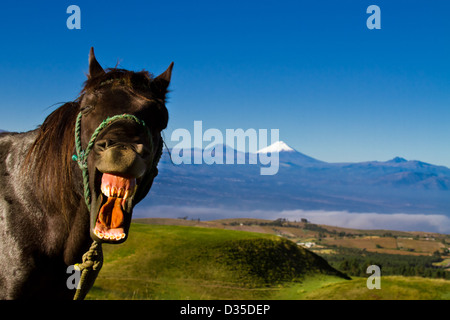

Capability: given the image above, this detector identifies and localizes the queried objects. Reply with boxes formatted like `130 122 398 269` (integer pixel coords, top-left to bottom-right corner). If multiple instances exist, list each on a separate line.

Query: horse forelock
82 68 155 95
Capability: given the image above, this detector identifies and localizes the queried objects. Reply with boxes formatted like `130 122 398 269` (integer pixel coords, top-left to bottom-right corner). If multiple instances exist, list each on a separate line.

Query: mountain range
2 126 448 231
139 141 450 225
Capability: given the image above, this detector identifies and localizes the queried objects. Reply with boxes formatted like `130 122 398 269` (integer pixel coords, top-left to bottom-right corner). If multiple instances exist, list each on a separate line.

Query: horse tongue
111 197 124 229
98 196 124 229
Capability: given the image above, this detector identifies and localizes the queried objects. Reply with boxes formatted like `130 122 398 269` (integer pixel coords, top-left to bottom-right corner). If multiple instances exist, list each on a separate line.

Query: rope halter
72 112 152 211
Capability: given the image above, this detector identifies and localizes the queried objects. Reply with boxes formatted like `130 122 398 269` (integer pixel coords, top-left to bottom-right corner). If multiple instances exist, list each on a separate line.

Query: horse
0 48 173 299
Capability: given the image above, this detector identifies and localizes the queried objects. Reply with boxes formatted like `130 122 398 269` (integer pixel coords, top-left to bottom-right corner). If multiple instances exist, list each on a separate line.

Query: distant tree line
227 218 294 227
226 219 450 243
227 218 321 229
320 247 450 280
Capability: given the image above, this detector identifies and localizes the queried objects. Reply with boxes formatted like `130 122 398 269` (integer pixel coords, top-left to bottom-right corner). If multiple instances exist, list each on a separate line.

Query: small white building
297 242 315 248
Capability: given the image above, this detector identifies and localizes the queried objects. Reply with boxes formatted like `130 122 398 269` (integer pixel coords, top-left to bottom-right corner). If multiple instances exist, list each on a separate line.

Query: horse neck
4 129 91 263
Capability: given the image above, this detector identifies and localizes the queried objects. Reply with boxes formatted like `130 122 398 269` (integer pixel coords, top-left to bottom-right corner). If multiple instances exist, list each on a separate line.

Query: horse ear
152 62 174 97
88 47 105 78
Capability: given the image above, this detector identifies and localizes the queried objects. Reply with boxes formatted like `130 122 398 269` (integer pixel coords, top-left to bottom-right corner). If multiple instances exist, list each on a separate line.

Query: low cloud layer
134 206 450 234
280 210 450 234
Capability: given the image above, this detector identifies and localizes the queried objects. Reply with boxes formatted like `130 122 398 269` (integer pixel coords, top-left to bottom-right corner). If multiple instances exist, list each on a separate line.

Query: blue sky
1 0 450 167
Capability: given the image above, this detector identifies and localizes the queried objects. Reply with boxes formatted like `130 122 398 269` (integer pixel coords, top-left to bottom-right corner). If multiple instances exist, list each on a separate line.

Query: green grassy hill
87 223 450 300
87 223 348 300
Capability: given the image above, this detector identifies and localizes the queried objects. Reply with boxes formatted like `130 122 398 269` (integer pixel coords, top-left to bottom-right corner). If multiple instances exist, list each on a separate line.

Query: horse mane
24 101 81 221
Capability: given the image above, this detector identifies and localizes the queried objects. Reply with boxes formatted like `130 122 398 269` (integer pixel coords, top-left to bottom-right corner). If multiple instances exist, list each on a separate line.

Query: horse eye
80 105 93 114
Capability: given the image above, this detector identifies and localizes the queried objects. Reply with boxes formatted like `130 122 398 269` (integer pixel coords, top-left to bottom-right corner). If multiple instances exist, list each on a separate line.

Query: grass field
87 223 450 300
321 236 445 256
297 276 450 300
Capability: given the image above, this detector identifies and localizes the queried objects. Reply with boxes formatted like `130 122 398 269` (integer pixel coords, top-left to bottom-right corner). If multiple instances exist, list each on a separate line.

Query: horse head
77 48 173 244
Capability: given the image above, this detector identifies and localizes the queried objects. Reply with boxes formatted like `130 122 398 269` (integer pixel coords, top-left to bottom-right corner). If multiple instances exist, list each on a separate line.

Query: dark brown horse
0 48 173 299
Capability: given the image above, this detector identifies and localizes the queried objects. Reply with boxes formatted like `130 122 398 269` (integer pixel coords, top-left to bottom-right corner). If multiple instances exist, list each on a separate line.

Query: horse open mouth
92 172 137 242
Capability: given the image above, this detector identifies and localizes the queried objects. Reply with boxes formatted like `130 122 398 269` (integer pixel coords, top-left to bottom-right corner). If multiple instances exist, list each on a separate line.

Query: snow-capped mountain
139 141 450 221
257 141 294 153
256 141 323 166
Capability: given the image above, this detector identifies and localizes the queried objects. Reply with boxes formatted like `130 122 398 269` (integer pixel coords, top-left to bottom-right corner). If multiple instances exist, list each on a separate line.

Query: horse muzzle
89 142 149 244
94 141 147 179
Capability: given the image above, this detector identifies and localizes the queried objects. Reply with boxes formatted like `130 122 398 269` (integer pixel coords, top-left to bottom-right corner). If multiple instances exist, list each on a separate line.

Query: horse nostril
119 144 130 150
95 139 110 152
96 140 135 153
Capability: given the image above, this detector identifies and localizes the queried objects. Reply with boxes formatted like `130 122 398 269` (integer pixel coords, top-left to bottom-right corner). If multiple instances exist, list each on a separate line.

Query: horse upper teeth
101 184 110 197
100 174 137 199
101 184 136 199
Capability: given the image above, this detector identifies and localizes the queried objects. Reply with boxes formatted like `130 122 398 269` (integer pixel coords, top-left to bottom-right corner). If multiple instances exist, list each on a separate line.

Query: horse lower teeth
94 229 125 240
